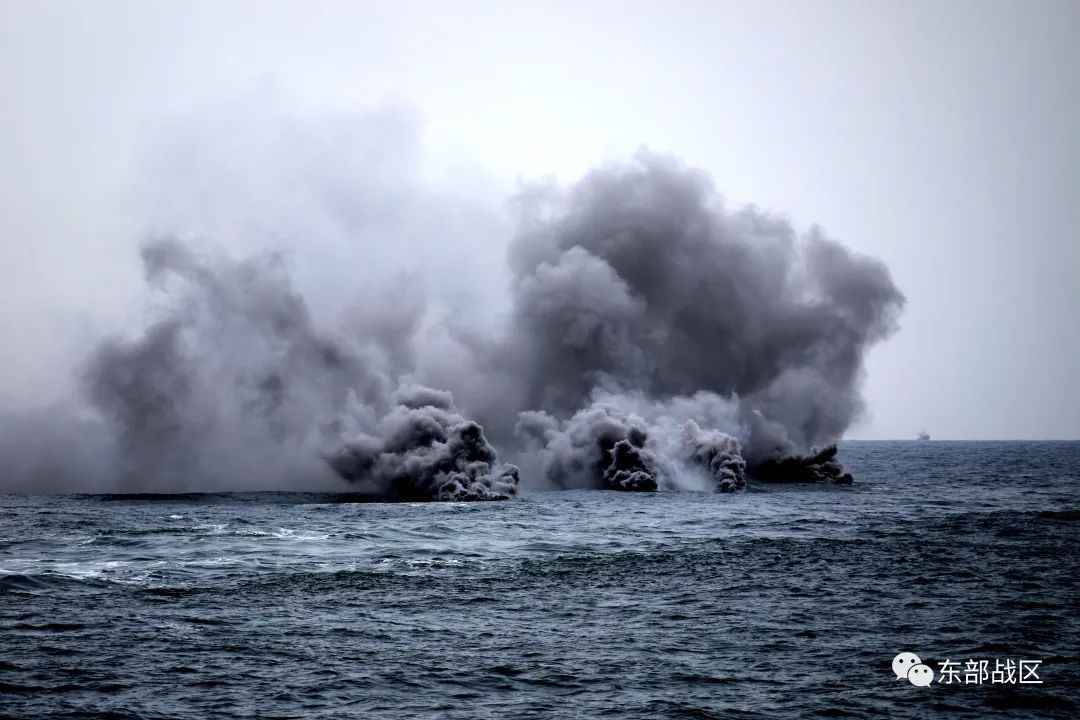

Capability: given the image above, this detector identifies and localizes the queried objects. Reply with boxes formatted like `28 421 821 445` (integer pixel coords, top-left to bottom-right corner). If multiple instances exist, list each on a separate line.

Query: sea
1 441 1078 719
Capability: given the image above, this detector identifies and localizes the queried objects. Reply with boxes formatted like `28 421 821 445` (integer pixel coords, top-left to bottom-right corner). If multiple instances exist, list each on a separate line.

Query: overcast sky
1 0 1077 439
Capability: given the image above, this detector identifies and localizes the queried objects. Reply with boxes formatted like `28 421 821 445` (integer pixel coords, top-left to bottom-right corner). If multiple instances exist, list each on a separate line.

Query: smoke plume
472 152 903 490
0 117 903 499
77 238 518 500
328 386 518 501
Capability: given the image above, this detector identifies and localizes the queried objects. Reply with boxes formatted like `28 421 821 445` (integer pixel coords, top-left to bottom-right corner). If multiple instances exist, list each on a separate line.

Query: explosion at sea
0 148 902 500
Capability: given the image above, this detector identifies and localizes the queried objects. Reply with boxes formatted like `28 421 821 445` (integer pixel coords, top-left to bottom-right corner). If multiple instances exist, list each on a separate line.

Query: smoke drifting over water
0 117 903 499
327 386 519 501
77 238 518 500
485 154 903 491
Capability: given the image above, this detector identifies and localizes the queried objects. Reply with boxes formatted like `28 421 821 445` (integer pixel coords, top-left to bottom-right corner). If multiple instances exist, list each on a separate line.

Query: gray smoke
476 151 903 489
0 135 902 498
681 420 747 493
517 404 660 492
515 394 748 493
79 238 517 500
329 386 518 501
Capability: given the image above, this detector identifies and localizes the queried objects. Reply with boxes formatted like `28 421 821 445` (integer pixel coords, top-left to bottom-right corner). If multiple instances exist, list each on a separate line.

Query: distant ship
917 431 930 441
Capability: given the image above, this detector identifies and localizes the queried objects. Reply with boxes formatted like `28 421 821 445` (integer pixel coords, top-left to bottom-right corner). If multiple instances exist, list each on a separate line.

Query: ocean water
1 441 1078 719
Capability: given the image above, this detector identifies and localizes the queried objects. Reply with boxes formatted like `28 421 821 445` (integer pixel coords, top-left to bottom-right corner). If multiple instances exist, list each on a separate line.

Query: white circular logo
892 652 922 680
908 663 934 687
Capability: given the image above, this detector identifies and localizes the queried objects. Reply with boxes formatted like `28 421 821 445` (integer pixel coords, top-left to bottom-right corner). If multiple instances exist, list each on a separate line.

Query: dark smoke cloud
749 444 852 485
515 392 747 493
681 420 747 493
82 237 381 492
515 399 748 493
329 386 518 501
0 123 902 498
517 405 660 492
75 238 518 500
480 151 903 489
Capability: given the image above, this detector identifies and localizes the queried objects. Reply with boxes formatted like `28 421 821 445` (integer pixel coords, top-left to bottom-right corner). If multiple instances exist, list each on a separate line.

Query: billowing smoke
77 238 517 500
0 117 902 499
515 398 748 493
328 386 518 501
467 152 903 491
517 404 660 492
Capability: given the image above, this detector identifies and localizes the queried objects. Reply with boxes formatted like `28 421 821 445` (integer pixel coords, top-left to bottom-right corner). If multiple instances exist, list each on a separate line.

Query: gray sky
1 0 1078 440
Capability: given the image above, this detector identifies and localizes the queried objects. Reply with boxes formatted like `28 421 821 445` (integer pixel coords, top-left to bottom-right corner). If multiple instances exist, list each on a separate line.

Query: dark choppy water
2 441 1078 719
